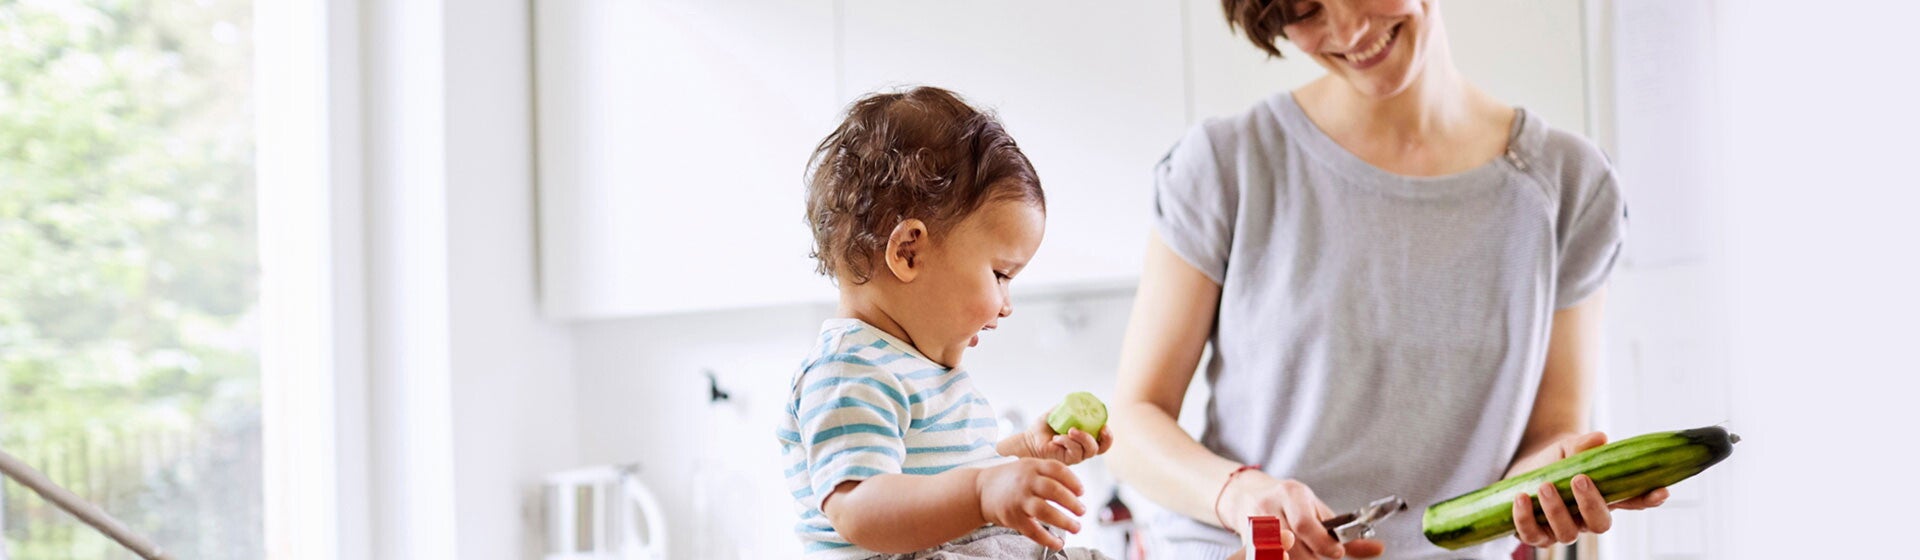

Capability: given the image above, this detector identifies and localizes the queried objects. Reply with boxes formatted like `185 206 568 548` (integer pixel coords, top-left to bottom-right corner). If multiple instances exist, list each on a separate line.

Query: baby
776 86 1115 560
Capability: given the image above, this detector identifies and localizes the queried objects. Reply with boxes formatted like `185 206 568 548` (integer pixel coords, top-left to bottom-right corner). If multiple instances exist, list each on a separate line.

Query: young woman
1105 2 1666 559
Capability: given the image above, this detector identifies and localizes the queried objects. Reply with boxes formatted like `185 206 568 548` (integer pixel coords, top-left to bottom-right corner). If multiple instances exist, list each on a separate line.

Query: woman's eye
1290 1 1321 21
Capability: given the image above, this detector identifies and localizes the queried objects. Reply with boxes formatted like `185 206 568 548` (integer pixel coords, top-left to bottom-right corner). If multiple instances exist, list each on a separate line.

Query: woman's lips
1342 23 1400 70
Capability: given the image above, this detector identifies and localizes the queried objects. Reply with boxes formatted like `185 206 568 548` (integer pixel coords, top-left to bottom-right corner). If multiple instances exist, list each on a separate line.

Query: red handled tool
1242 495 1407 559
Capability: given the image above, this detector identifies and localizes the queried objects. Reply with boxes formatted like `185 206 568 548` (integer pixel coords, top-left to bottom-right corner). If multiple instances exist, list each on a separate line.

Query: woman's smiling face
1282 0 1436 98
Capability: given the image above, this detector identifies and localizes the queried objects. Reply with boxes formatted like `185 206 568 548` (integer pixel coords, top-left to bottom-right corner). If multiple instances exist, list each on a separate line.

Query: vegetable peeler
1319 495 1408 542
1242 495 1407 559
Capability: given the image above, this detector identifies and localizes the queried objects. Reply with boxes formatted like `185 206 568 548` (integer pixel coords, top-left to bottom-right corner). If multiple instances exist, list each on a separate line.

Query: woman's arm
1106 232 1240 523
1508 289 1608 470
1503 288 1669 547
1111 234 1382 559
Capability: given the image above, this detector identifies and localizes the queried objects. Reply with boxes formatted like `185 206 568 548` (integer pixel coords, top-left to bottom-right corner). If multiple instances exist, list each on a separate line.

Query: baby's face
900 200 1045 368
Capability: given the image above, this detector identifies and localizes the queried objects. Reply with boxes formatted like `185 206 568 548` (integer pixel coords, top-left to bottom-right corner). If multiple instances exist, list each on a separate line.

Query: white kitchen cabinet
534 0 839 319
536 0 1598 319
838 0 1187 296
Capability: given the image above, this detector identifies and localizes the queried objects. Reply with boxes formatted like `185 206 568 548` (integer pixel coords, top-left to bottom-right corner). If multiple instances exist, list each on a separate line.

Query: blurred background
0 0 1913 559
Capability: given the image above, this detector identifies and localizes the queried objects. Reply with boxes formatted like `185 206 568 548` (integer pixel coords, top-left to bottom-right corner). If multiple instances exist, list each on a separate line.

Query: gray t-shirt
1147 93 1626 560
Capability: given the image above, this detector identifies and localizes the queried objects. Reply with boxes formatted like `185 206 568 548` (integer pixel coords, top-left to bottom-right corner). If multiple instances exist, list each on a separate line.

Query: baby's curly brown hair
805 86 1044 284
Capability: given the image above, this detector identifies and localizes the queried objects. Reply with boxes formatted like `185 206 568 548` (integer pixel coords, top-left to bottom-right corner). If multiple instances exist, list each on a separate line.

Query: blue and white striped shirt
777 318 1010 559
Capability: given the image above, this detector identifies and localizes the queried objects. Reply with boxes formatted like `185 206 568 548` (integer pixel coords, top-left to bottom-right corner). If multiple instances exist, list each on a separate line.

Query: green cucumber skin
1422 426 1737 550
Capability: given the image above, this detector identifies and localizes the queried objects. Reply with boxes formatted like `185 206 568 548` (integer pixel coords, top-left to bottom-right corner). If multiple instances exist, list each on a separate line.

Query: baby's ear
883 219 928 283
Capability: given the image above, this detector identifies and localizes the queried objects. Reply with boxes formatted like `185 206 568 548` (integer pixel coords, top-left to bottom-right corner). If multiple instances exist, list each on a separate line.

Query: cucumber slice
1047 392 1107 436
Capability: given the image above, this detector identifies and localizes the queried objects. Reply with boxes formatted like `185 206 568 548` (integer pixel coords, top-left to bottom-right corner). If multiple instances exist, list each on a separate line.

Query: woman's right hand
1222 473 1385 559
975 458 1086 550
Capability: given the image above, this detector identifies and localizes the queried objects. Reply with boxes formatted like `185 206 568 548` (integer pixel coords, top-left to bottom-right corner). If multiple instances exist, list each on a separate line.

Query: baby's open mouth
970 325 995 347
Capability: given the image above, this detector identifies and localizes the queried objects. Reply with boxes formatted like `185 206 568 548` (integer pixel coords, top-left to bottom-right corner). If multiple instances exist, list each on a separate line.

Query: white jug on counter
541 464 668 560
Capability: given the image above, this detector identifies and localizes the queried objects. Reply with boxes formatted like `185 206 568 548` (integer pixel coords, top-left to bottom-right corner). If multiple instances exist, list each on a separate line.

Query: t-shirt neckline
821 317 948 371
1268 92 1535 199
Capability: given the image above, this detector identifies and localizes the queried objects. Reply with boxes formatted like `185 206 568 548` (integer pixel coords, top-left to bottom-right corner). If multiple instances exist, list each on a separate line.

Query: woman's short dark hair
804 86 1044 284
1222 0 1302 58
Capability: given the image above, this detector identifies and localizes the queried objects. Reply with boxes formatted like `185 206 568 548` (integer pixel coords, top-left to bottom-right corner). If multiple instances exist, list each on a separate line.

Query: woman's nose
1324 7 1371 50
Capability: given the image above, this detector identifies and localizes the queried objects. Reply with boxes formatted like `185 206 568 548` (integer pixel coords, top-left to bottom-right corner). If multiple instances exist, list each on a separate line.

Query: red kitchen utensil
1243 515 1289 559
1240 495 1407 559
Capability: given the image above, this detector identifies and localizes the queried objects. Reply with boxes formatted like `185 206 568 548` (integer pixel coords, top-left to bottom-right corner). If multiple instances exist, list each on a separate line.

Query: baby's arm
823 458 1086 552
796 362 1087 550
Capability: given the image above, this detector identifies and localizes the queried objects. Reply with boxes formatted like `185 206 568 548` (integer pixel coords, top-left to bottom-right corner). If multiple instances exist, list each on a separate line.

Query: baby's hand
976 458 1085 550
1012 410 1113 466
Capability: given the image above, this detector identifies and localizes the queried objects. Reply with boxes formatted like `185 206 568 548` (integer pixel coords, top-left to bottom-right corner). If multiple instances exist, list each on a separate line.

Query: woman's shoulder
1162 92 1299 174
1512 110 1621 209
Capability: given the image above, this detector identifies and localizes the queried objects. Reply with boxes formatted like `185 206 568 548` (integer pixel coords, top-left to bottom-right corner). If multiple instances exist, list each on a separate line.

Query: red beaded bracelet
1214 464 1262 534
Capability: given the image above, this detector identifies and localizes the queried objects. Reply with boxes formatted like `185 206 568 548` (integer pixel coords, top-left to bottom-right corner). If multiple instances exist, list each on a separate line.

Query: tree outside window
1 0 262 557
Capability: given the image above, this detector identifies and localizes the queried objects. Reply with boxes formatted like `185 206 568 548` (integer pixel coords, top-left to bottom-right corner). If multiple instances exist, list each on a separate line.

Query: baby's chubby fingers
1014 517 1064 551
1033 476 1086 518
1064 429 1099 462
1044 435 1081 464
1032 496 1083 534
1094 426 1115 455
1036 459 1084 496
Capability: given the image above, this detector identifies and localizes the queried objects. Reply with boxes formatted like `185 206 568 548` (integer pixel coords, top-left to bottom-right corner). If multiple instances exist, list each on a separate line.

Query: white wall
1712 1 1920 558
1602 1 1920 558
441 1 580 559
359 0 577 558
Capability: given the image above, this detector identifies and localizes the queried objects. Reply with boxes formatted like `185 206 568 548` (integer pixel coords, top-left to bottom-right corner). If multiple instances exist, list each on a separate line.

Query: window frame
254 0 371 558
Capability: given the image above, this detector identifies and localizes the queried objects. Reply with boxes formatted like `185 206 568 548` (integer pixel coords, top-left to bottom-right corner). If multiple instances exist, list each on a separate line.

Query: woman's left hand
1506 431 1671 547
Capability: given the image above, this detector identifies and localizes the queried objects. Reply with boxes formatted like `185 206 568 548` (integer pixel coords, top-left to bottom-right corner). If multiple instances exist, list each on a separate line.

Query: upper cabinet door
535 0 839 319
839 0 1187 294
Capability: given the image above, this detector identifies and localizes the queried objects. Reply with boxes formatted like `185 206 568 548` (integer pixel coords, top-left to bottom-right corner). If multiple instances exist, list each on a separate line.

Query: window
0 1 263 558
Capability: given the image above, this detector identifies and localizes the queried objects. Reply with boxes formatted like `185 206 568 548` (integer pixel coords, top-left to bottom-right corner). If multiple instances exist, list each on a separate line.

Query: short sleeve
1555 173 1627 309
1153 123 1237 285
794 361 911 511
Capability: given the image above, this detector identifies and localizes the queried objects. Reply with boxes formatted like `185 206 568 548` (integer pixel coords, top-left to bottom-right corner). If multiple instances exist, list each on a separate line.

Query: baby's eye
995 271 1011 282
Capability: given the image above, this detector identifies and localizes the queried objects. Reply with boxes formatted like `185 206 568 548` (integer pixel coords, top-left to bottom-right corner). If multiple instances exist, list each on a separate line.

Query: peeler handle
1243 516 1288 560
1320 513 1358 535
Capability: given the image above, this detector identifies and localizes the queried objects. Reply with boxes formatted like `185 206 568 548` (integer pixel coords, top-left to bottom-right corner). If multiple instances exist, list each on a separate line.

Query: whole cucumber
1422 426 1739 550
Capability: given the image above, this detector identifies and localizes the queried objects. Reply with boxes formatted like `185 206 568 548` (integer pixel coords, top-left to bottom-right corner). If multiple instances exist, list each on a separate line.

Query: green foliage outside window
2 0 262 557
